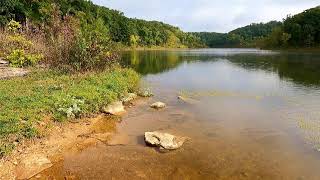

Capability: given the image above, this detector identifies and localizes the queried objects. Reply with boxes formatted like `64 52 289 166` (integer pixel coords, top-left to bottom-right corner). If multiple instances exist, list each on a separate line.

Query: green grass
0 68 140 156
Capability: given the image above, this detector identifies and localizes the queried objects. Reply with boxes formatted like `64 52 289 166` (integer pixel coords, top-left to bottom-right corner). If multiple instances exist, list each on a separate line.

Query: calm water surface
42 49 320 179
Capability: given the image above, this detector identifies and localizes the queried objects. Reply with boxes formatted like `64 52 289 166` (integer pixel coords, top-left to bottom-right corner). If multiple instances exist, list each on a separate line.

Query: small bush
7 20 21 33
6 49 43 67
0 20 44 67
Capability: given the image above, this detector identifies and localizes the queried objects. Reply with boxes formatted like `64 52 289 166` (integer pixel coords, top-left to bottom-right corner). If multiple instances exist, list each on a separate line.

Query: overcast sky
92 0 319 33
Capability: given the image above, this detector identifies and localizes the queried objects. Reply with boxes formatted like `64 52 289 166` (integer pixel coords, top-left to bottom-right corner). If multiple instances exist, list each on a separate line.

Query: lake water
41 49 320 179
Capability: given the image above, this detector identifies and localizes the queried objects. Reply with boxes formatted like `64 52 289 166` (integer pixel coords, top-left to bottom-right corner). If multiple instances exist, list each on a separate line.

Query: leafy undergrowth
0 68 140 156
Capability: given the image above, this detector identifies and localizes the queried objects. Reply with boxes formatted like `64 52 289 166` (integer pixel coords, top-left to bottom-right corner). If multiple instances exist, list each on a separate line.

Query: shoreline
0 97 148 179
0 68 140 157
121 46 190 51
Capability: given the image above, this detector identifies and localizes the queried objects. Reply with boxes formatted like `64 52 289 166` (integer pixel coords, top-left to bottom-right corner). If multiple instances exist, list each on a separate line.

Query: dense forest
192 21 281 47
0 0 203 48
261 6 320 48
0 0 319 51
193 6 320 49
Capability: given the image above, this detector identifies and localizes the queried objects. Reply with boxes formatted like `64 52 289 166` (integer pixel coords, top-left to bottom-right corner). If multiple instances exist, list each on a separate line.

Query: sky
92 0 319 33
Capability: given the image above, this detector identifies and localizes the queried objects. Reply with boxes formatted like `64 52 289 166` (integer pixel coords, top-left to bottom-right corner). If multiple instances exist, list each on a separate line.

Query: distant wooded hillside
0 0 203 48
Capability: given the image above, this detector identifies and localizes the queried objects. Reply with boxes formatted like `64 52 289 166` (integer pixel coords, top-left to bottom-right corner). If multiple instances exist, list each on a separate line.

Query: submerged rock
177 95 198 104
138 90 153 97
150 102 166 109
144 131 187 150
15 154 52 179
102 101 126 115
122 93 137 104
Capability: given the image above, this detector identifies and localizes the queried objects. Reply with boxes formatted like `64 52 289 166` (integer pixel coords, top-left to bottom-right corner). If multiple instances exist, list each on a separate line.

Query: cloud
92 0 319 33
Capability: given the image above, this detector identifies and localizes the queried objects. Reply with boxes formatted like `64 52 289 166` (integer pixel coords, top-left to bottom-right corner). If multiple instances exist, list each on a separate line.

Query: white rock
138 90 153 97
15 154 52 179
178 96 198 104
150 102 166 109
144 132 187 150
0 59 8 65
102 101 126 115
122 93 137 103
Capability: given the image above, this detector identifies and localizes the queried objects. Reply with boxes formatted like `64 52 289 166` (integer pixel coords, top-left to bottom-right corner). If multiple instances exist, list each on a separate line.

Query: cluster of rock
102 88 168 114
138 89 153 97
102 93 138 115
101 88 188 151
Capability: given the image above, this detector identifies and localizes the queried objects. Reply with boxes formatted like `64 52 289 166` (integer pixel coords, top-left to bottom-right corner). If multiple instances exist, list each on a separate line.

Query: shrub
7 19 21 33
6 49 43 67
0 20 44 67
43 12 119 72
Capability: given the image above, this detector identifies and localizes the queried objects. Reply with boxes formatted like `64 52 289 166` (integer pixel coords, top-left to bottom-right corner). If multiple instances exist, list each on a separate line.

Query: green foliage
55 96 85 121
21 123 39 139
259 27 291 48
0 20 44 67
130 35 140 47
6 49 42 67
192 21 281 48
0 68 140 153
0 0 25 26
260 7 320 48
0 142 15 157
283 7 320 47
7 19 21 32
230 21 282 41
165 30 182 48
194 7 320 49
6 34 33 49
0 0 201 49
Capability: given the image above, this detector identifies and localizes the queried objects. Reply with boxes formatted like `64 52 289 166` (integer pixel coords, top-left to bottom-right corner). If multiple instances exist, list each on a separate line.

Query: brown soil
0 99 143 180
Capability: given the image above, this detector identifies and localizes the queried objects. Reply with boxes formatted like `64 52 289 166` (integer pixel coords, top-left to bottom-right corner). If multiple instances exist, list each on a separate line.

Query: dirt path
0 60 29 79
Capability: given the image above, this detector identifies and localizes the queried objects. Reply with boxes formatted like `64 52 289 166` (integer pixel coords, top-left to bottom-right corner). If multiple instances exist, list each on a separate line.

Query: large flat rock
0 59 9 66
15 154 52 179
102 101 126 115
0 67 29 79
145 131 188 150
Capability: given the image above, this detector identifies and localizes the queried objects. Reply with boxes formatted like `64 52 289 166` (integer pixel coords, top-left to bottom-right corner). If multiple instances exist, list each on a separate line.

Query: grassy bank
0 68 140 156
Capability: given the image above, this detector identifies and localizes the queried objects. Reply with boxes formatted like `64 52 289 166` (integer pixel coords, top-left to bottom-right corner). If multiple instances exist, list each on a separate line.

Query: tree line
0 1 318 49
192 21 282 48
0 0 204 48
261 6 320 48
192 6 320 49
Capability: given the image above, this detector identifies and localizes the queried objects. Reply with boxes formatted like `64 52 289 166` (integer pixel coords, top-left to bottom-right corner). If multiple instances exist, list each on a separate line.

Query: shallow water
41 49 320 179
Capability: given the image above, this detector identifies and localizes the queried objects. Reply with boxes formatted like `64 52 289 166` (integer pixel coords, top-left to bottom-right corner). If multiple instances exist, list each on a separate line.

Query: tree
130 35 140 47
